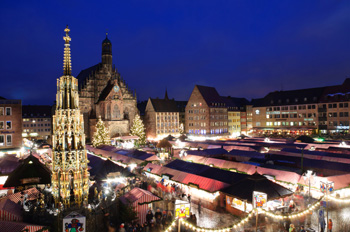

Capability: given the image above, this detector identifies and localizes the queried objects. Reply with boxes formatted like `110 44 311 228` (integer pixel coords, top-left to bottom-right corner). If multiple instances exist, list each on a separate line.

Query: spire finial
63 25 72 75
165 88 169 100
63 25 71 44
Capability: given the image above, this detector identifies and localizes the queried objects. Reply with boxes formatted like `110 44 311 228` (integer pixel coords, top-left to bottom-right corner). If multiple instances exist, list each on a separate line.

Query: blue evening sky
1 0 350 104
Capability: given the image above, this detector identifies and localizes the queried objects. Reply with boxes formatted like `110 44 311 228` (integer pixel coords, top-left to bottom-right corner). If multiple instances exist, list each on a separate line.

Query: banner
175 200 190 218
253 191 267 209
63 212 86 232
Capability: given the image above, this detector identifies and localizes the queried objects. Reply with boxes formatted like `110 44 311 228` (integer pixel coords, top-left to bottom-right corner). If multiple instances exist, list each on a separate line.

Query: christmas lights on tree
92 117 111 147
130 114 146 145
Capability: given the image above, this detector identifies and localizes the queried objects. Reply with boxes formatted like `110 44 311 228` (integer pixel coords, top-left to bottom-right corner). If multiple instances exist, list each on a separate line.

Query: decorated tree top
130 114 146 145
92 117 110 147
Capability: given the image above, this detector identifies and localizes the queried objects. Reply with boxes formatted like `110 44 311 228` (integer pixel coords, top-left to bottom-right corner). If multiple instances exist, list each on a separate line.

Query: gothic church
77 34 137 140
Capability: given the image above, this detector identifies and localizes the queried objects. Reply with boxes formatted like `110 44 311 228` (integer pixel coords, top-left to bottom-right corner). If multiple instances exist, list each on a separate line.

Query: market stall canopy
0 155 20 175
120 187 161 205
156 139 172 148
113 136 139 140
3 155 51 187
186 148 228 157
0 198 23 221
221 172 293 203
3 188 41 204
0 221 48 232
93 159 133 181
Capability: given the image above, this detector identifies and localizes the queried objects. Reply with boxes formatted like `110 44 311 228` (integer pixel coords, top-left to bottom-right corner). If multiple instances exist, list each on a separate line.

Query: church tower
102 33 112 71
51 26 89 208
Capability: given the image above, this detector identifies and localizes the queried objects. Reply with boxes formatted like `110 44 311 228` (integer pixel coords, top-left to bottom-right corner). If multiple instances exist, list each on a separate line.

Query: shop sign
63 212 86 232
0 131 15 134
175 200 190 218
231 197 244 211
20 177 40 184
253 191 267 209
320 181 334 193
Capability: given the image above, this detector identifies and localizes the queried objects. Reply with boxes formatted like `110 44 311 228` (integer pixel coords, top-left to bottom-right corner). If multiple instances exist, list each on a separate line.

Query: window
0 121 3 130
5 107 11 115
0 135 4 146
0 107 3 116
6 121 11 130
6 135 12 146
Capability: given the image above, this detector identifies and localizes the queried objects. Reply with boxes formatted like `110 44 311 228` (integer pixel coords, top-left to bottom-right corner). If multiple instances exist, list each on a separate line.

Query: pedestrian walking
328 219 333 232
288 224 296 232
119 223 126 232
198 200 201 215
146 210 154 225
320 217 326 232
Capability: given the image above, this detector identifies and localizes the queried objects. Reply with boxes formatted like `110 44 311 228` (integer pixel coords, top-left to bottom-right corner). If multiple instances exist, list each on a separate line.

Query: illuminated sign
63 212 86 232
253 191 267 209
175 200 190 218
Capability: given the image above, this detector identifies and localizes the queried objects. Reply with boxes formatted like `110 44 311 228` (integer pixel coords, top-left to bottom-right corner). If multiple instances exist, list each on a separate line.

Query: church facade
77 35 137 140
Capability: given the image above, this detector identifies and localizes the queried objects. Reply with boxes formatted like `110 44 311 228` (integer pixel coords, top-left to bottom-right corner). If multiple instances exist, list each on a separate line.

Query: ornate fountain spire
63 25 72 76
52 26 89 208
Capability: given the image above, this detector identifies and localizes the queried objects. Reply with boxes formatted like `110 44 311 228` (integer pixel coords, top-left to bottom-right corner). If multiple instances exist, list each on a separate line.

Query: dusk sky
1 0 350 105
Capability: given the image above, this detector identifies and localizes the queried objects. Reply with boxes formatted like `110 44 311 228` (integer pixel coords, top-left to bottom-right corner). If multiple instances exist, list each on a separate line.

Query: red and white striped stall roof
0 221 48 232
6 188 40 204
120 187 161 224
0 199 22 221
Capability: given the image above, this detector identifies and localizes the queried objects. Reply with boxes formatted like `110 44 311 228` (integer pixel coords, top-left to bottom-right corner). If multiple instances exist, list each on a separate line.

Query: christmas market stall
120 187 161 224
221 171 294 216
3 155 51 190
0 221 48 232
0 198 23 221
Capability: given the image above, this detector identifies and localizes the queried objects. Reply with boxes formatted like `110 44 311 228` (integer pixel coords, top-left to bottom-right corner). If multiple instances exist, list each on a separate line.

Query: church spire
63 25 72 76
164 88 169 100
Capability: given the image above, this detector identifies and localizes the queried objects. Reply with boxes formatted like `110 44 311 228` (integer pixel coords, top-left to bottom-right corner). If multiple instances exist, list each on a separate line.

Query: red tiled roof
120 187 160 205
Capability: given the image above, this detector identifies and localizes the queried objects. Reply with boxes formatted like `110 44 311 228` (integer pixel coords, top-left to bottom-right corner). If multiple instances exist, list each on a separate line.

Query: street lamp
303 170 315 202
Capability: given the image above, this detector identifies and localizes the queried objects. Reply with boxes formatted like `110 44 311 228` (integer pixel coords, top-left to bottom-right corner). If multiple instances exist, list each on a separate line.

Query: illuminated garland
164 211 255 232
261 197 323 220
327 195 350 203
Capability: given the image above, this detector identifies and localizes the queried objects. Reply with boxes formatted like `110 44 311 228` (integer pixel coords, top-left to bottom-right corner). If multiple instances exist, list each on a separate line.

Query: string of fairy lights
163 195 350 232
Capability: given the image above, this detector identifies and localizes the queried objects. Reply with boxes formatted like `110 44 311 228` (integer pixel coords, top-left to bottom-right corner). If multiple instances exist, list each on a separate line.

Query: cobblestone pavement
190 202 240 228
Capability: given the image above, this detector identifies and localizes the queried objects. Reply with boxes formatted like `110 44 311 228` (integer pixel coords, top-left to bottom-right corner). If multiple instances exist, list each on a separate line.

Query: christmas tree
130 114 146 145
92 117 111 147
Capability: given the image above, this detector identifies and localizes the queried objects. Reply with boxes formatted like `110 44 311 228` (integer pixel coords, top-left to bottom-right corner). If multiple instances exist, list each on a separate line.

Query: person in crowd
328 218 333 232
320 217 326 232
149 223 156 232
289 223 296 232
198 200 202 215
146 210 154 225
154 209 162 231
119 223 125 232
167 211 173 224
300 225 306 232
192 214 197 226
162 211 168 228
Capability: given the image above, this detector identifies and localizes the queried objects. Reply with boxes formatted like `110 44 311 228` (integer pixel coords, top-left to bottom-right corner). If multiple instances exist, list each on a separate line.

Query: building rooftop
195 85 227 107
22 105 52 118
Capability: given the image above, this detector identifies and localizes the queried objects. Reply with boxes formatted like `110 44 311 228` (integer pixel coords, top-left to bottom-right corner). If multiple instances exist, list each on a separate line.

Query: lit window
0 108 3 116
0 121 3 130
6 121 11 130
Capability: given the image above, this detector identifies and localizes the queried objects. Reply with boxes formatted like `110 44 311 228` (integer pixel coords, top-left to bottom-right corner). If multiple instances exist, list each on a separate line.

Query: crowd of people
118 209 173 232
